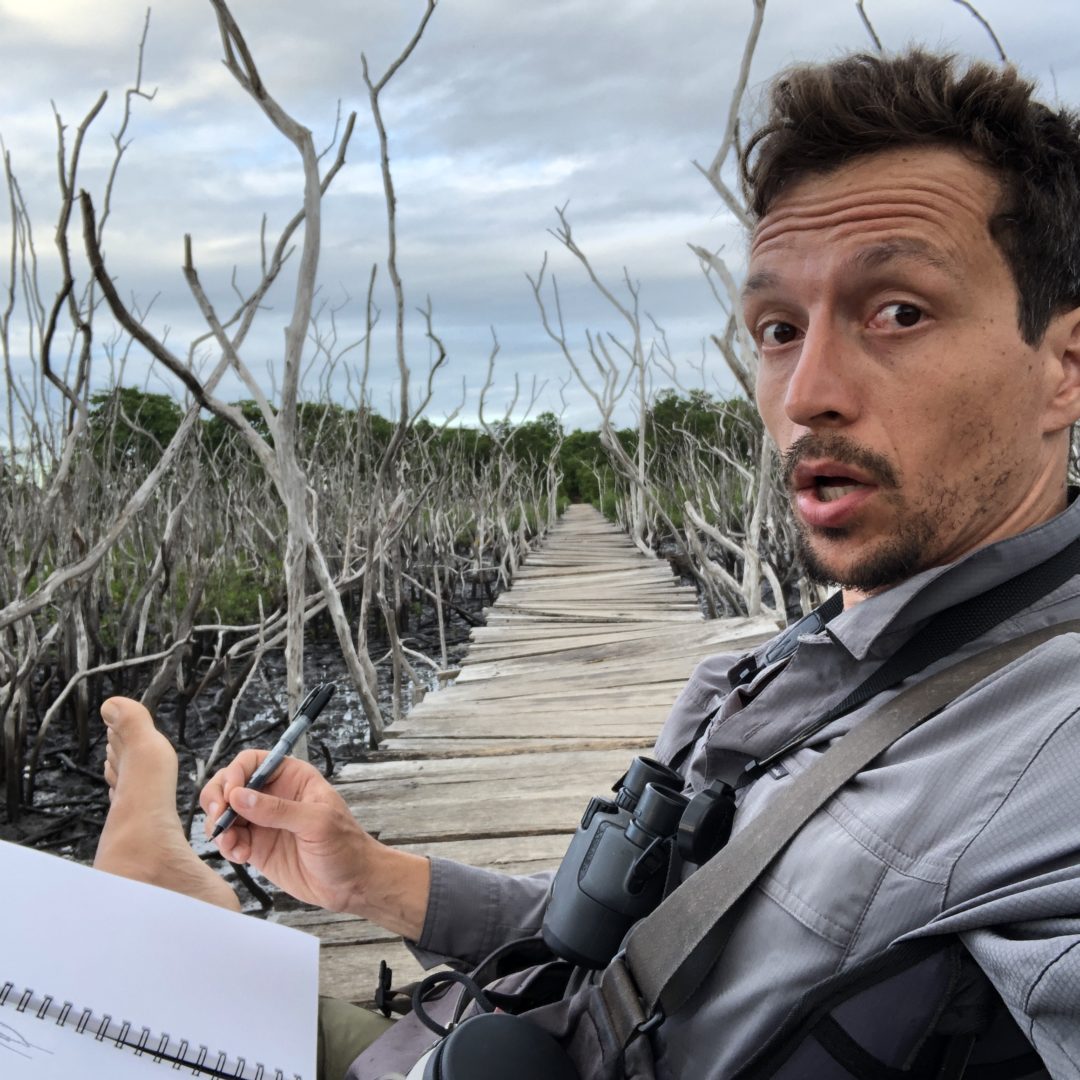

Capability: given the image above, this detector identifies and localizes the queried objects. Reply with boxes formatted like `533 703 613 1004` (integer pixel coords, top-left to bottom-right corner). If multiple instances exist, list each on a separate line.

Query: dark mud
0 578 496 909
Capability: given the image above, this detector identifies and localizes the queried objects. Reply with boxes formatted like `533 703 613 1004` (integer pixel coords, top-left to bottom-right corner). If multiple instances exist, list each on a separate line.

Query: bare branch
952 0 1008 62
855 0 884 52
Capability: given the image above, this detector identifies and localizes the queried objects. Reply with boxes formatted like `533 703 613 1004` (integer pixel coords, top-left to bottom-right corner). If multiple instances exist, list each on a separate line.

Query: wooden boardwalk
275 504 778 1003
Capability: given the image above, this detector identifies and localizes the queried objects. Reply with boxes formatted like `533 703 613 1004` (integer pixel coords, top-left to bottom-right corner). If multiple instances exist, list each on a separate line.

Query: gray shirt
410 494 1080 1078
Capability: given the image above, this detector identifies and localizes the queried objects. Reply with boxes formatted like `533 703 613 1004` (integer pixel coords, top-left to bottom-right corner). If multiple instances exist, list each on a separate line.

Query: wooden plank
485 609 703 624
434 664 702 692
408 679 690 705
454 629 774 683
378 736 654 755
335 748 636 785
465 626 772 664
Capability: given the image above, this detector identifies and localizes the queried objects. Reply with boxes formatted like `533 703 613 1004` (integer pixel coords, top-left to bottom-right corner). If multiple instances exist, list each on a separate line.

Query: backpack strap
598 619 1080 1052
734 938 1045 1079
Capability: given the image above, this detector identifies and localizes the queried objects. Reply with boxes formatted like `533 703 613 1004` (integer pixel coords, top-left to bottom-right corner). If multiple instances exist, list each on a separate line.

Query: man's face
745 146 1076 597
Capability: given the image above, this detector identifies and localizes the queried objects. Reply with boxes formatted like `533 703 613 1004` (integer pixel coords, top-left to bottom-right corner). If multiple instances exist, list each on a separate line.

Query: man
94 49 1080 1077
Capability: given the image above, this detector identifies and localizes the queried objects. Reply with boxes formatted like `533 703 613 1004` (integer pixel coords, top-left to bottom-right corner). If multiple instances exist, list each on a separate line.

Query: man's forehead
742 149 1001 300
751 146 998 232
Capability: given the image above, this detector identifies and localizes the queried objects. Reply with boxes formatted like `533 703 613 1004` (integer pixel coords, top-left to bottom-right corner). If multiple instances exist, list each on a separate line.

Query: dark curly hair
741 50 1080 345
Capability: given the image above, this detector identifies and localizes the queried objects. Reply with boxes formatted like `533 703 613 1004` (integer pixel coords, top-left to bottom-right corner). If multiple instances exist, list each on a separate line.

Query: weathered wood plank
465 626 772 664
335 748 636 784
454 630 774 683
377 736 654 755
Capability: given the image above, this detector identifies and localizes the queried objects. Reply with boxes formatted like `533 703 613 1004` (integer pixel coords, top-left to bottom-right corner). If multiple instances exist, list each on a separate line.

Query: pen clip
295 684 323 714
295 682 335 723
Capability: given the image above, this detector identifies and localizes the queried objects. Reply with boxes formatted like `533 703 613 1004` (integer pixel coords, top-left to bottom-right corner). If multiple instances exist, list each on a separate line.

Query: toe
100 698 160 755
101 696 154 733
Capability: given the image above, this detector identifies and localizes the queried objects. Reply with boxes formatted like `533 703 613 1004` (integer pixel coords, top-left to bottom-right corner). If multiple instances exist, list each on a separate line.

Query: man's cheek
754 380 787 445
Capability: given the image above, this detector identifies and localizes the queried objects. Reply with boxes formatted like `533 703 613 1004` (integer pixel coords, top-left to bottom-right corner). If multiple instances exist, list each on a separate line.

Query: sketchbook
0 838 318 1079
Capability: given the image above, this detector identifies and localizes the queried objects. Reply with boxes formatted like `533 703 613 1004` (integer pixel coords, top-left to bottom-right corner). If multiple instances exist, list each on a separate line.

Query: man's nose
783 319 859 430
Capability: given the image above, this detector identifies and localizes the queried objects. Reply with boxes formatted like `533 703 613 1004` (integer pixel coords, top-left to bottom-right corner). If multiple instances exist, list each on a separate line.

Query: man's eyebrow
849 239 960 279
741 269 782 300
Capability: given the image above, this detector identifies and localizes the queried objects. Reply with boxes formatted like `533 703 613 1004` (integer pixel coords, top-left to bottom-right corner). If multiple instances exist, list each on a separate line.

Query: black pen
210 683 335 840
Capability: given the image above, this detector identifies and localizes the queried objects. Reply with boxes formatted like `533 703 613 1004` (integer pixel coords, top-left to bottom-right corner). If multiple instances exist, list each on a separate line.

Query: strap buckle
632 1008 665 1040
374 960 394 1018
604 950 665 1047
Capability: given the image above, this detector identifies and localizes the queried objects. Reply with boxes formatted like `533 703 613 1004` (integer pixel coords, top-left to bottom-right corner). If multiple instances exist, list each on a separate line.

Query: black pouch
351 938 579 1080
421 1011 580 1080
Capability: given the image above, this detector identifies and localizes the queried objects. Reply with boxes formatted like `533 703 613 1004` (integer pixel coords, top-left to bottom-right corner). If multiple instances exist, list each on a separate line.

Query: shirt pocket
756 808 895 951
755 800 951 965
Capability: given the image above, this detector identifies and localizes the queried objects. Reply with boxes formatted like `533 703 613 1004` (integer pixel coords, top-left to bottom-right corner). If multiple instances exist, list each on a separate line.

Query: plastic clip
375 960 394 1018
634 1008 665 1039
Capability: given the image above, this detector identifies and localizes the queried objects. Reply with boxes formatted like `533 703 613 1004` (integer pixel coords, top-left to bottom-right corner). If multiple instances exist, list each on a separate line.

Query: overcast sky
2 0 1078 432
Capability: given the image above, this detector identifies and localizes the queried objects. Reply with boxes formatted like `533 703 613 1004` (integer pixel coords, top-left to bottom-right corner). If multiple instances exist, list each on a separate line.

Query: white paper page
1 1003 221 1080
0 839 319 1079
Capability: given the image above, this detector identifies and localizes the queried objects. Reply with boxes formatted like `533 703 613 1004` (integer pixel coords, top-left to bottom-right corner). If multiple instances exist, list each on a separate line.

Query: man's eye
874 302 923 329
760 321 798 346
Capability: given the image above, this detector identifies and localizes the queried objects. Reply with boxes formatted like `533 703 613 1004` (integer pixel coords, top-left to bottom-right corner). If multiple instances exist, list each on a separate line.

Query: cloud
3 0 1079 433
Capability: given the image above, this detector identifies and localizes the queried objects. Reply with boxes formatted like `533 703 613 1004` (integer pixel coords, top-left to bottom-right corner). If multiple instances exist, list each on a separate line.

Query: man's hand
200 751 430 939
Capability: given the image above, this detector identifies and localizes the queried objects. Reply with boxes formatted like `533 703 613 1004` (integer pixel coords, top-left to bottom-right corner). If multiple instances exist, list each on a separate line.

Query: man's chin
797 528 928 594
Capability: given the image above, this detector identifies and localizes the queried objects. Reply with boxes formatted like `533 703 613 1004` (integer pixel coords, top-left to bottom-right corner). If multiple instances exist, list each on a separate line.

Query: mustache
780 433 900 491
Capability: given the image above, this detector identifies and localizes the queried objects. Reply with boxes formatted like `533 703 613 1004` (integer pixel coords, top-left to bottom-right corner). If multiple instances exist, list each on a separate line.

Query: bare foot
93 696 240 912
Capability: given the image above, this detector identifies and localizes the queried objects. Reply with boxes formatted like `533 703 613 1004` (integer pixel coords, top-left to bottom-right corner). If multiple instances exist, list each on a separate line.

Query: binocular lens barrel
634 783 688 838
616 756 683 810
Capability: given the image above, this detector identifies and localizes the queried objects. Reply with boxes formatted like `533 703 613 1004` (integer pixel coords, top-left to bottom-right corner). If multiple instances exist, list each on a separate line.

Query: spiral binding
1 981 302 1080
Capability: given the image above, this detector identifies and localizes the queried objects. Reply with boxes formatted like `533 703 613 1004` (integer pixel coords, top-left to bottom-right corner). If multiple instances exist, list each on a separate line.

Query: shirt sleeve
939 648 1080 1072
962 922 1080 1076
406 858 554 969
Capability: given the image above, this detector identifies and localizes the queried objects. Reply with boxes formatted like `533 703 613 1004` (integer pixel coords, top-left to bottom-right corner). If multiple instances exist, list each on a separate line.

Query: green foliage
199 553 285 625
431 424 494 475
89 387 184 466
508 411 562 466
83 385 756 519
558 428 605 502
200 399 274 462
296 401 352 458
647 388 758 459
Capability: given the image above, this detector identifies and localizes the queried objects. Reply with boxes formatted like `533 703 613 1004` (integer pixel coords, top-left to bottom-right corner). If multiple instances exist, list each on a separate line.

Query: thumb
228 786 320 837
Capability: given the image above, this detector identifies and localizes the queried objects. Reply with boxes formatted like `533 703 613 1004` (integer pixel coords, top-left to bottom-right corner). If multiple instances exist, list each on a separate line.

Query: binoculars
542 757 735 969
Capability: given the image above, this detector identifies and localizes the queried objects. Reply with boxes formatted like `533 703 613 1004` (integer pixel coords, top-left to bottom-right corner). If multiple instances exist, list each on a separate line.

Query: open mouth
814 477 868 503
790 460 880 527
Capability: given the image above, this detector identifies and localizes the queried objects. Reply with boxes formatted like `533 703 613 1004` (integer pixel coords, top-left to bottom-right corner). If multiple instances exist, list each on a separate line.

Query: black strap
412 971 496 1038
667 594 843 775
731 938 988 1080
598 618 1080 1050
747 536 1080 776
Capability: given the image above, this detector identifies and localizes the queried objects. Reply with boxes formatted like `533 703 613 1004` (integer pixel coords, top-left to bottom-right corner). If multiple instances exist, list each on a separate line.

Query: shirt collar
823 488 1080 661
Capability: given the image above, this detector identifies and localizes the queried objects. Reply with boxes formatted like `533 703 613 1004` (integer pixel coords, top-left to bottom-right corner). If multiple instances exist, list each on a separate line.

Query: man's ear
1042 306 1080 433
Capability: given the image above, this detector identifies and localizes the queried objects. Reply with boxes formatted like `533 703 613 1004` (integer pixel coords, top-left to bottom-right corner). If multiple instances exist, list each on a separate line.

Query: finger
215 821 253 864
200 771 229 823
221 748 270 794
226 785 324 840
200 749 270 818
